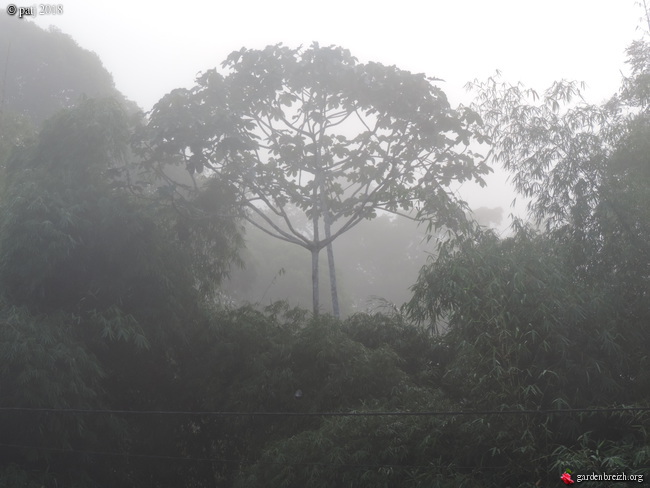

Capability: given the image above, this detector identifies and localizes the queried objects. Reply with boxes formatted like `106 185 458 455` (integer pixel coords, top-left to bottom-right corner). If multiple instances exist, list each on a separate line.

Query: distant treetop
0 16 136 125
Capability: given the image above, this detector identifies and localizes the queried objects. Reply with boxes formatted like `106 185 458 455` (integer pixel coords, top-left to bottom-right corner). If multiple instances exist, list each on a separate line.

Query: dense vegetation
0 14 649 488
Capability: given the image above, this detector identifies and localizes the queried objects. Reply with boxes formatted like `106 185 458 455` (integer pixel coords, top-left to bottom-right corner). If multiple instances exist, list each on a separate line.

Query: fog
2 2 649 485
27 0 638 221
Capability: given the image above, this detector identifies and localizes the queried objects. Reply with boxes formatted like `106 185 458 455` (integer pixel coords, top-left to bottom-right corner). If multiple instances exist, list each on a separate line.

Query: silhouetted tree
146 43 490 317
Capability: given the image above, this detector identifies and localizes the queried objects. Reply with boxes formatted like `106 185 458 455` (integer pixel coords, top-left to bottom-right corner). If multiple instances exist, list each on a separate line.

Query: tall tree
147 43 490 316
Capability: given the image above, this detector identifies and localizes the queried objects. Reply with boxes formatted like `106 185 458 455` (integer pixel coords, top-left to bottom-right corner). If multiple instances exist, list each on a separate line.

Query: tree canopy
146 43 490 316
0 17 133 125
0 97 245 487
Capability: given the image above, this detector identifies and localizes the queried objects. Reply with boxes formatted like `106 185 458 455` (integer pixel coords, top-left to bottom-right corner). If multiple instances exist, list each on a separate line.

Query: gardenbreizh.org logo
561 468 645 484
561 469 575 484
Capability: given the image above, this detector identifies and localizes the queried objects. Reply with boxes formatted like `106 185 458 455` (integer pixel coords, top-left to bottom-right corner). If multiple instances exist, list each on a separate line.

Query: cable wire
2 407 648 470
0 405 648 417
0 442 511 471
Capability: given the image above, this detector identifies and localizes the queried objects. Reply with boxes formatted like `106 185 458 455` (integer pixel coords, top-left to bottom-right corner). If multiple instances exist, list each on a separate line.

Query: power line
0 442 212 464
2 408 648 471
0 442 511 471
5 441 648 473
0 405 648 417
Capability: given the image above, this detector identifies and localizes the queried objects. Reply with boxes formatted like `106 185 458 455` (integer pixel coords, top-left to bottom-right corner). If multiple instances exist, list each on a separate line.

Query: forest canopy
0 14 649 488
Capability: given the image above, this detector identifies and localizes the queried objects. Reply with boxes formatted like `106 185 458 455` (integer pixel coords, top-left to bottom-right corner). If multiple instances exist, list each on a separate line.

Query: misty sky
24 0 644 225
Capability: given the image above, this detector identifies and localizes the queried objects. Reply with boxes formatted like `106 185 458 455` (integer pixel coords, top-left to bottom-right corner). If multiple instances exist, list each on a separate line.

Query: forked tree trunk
319 177 340 318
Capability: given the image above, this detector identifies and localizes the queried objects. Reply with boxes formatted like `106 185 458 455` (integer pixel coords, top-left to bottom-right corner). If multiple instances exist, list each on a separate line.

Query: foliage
174 304 431 486
0 302 120 487
0 110 35 170
146 43 490 315
408 223 649 480
0 97 244 487
0 16 133 125
234 398 452 488
400 17 650 485
2 11 650 488
0 97 242 318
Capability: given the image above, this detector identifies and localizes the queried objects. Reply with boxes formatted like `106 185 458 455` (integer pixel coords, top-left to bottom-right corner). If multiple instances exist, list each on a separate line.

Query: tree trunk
318 174 340 318
311 181 320 316
324 218 340 318
311 246 319 316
